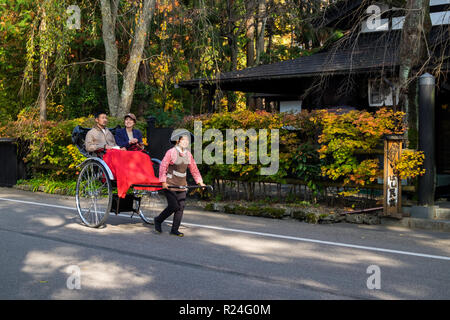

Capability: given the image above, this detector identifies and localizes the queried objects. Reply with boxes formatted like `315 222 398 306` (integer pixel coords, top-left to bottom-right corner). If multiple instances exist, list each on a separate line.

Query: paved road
0 187 449 300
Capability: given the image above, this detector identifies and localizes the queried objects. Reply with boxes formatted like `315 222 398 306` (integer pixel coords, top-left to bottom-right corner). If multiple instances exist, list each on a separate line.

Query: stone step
435 207 450 220
405 205 450 220
381 217 450 232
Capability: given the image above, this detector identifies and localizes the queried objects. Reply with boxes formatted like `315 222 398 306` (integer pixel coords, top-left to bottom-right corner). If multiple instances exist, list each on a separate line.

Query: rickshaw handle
132 184 213 192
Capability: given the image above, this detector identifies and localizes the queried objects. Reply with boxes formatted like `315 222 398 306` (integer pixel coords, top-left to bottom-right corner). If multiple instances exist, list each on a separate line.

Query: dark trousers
154 189 187 232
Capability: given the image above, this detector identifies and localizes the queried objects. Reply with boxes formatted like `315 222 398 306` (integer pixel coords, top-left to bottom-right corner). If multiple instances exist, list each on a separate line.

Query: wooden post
383 134 404 218
418 73 436 205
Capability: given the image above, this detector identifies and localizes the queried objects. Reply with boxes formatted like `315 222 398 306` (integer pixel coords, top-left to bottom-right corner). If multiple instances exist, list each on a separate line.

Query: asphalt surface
0 187 449 300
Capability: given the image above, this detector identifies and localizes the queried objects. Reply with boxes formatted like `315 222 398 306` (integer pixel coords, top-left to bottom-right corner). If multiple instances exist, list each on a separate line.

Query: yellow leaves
239 166 253 177
393 150 426 179
65 144 86 170
317 108 402 187
339 189 359 197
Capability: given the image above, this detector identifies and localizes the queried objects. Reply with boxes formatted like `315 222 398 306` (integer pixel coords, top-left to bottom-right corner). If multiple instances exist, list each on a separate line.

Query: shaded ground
0 187 449 299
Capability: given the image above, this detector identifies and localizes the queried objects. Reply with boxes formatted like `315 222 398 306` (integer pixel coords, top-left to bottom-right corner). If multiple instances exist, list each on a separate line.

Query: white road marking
1 196 450 261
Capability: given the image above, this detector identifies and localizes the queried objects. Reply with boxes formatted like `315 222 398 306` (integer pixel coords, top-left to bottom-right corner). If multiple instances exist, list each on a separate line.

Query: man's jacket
85 126 117 153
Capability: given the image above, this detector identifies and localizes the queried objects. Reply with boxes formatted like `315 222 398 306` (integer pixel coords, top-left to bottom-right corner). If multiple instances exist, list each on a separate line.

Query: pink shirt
159 147 203 184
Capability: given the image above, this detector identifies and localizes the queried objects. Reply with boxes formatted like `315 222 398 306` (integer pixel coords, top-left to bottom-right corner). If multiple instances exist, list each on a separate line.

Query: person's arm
133 129 144 149
135 129 143 144
114 129 129 148
106 130 123 150
188 152 204 185
158 148 175 186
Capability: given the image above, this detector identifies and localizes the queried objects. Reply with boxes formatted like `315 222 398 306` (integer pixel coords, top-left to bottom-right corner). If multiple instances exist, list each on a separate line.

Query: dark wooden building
179 0 450 198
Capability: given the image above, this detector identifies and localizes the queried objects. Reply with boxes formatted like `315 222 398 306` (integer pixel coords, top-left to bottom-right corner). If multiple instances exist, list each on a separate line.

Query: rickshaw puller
154 129 205 237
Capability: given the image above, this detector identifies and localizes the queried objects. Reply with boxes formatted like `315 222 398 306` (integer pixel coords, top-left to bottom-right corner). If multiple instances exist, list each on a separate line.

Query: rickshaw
71 125 211 228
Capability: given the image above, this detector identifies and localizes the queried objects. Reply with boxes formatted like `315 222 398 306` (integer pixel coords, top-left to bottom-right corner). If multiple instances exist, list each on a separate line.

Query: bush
317 108 406 190
16 178 77 196
180 108 407 193
394 149 426 180
181 109 300 184
0 107 147 179
1 107 416 197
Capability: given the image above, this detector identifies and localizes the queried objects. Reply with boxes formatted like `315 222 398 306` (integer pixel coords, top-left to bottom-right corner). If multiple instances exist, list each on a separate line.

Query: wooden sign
383 134 403 218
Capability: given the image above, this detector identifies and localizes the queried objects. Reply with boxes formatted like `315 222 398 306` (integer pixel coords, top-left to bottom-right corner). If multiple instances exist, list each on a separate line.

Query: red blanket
103 149 162 198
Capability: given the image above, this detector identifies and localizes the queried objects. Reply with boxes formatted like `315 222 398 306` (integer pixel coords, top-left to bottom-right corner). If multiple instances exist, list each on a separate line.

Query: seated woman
115 113 144 151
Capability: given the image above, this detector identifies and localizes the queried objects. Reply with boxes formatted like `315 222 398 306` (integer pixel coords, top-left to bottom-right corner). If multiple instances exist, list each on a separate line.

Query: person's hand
120 147 126 151
162 182 169 189
129 138 138 144
199 182 206 187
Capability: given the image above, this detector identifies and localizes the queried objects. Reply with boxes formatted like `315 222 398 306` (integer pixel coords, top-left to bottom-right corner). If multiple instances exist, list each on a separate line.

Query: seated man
85 111 123 155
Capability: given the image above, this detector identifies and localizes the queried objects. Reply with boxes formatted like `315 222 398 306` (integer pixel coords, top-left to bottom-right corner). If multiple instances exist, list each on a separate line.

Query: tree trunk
398 0 432 147
226 0 238 71
38 8 48 122
118 0 156 118
245 0 256 68
137 61 150 118
100 0 120 116
255 0 267 65
38 55 48 122
245 0 256 110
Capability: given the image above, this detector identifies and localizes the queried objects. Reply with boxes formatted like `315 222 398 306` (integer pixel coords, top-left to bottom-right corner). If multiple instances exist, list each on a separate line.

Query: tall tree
245 0 256 67
22 0 75 121
255 0 267 65
397 0 432 147
100 0 119 117
0 0 35 119
100 0 156 117
38 5 48 122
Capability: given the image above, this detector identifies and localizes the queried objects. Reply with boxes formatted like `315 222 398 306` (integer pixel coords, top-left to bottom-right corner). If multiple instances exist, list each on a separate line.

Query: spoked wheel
137 190 167 224
76 161 113 228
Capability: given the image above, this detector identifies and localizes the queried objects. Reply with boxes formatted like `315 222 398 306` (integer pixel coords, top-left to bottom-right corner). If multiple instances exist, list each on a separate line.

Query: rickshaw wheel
137 190 167 224
76 161 113 228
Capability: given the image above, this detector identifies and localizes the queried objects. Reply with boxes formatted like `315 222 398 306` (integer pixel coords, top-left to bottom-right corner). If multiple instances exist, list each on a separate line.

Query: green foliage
0 0 36 118
1 0 336 120
394 149 426 180
145 105 187 128
23 0 77 92
1 106 411 198
222 204 285 219
0 107 146 179
317 108 406 189
180 108 408 193
62 76 108 118
17 177 78 196
182 109 299 184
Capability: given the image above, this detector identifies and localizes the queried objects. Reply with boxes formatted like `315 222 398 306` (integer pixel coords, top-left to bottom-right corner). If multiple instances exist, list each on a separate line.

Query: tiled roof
179 45 399 89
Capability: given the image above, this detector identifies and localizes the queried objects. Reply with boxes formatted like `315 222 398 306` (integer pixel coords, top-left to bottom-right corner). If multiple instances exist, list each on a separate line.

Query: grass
16 178 77 196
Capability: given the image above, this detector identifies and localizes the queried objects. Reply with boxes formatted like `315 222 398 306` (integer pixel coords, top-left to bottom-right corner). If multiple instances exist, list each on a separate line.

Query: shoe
170 230 184 237
154 219 162 233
